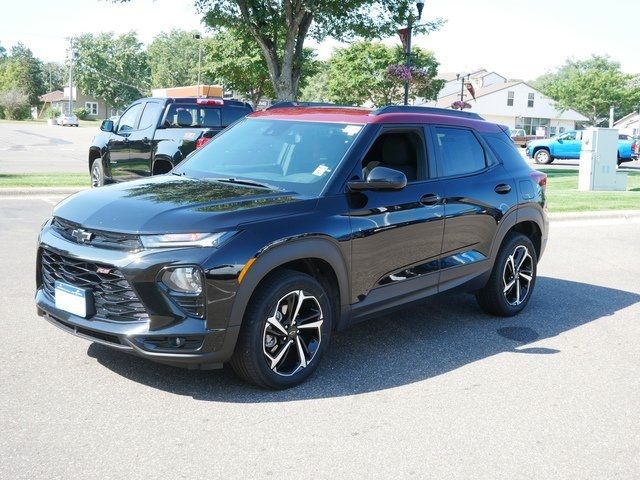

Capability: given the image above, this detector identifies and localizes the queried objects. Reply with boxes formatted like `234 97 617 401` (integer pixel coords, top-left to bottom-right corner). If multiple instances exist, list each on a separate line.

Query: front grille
40 248 149 323
52 217 142 251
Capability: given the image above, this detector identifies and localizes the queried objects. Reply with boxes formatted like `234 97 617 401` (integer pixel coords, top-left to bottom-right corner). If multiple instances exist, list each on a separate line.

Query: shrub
47 107 61 119
73 107 89 120
0 89 30 120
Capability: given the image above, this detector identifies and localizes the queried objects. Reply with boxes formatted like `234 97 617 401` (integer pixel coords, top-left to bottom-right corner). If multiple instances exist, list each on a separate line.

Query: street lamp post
194 33 203 96
403 1 425 106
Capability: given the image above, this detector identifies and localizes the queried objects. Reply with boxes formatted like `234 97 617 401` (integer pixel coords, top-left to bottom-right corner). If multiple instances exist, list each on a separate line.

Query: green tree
204 28 318 106
148 30 214 89
299 63 330 102
72 32 149 112
0 43 45 105
533 55 640 126
113 0 443 101
41 62 66 92
326 41 443 107
204 28 274 107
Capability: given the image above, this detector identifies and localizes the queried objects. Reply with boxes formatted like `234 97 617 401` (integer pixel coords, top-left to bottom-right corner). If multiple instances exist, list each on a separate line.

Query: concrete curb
548 210 640 222
0 187 87 196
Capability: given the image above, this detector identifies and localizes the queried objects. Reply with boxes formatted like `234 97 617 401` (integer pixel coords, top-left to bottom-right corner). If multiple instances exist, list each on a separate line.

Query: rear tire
230 270 333 389
534 149 553 164
90 158 106 187
476 232 538 317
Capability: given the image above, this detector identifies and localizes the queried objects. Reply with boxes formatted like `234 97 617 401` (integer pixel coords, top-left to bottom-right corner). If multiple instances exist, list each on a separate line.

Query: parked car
526 130 634 164
89 96 253 187
509 128 543 148
36 105 548 388
56 113 79 127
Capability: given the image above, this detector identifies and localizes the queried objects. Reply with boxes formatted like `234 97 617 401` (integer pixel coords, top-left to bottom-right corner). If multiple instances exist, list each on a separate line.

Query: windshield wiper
206 177 277 190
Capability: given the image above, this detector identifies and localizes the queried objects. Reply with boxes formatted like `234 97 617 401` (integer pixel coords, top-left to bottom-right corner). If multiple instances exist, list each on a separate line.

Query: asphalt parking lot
0 122 97 174
1 197 639 479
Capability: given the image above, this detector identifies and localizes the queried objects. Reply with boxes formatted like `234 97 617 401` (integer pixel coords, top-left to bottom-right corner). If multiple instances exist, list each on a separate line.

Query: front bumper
36 223 243 368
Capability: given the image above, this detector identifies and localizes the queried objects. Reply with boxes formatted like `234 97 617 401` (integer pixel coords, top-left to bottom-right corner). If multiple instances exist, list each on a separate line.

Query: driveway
1 198 639 479
0 122 97 174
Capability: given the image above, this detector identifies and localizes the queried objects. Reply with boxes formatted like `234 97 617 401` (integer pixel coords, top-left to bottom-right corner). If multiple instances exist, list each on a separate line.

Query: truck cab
89 97 253 186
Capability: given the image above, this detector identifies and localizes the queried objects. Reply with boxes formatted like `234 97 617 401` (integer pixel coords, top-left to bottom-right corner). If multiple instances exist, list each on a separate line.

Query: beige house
39 86 109 119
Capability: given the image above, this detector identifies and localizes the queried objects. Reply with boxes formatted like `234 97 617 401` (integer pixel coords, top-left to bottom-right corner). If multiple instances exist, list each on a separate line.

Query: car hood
527 138 550 148
53 175 316 234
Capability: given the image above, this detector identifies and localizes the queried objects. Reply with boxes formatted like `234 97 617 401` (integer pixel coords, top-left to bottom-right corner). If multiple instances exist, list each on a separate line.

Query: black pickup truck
89 97 252 186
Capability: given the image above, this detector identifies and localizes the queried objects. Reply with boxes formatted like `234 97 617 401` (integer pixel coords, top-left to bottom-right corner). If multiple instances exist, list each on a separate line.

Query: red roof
249 106 501 133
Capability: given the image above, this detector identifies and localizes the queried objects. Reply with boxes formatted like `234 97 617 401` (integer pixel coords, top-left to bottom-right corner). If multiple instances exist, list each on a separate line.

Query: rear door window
433 127 487 177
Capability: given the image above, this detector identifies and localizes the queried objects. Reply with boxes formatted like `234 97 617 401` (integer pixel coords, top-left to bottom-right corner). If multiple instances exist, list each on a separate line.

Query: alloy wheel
262 290 323 377
91 164 101 187
502 245 534 306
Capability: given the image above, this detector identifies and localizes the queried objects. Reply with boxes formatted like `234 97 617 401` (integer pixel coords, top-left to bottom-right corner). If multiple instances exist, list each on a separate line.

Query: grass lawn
541 168 640 213
0 173 89 188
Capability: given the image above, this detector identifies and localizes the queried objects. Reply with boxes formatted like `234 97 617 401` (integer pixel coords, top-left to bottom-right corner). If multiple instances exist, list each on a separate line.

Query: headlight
140 231 234 248
162 267 203 294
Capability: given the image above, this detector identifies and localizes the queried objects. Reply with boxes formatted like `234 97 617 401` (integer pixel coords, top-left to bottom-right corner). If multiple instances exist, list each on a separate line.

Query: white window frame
85 102 98 115
507 91 514 107
527 93 534 108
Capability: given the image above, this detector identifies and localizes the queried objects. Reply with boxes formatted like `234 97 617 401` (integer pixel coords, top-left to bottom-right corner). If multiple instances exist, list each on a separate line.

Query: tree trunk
236 0 313 102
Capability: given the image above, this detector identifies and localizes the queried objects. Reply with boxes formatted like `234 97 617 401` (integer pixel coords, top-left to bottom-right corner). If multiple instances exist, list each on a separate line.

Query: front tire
476 232 538 317
231 270 333 389
534 149 553 164
90 158 106 187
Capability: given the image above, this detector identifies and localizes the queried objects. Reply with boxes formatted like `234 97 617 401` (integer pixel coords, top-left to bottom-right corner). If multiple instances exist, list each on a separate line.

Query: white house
613 111 640 136
422 69 588 137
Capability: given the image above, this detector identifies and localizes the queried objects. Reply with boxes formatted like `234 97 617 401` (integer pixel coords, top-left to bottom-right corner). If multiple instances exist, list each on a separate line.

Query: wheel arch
228 237 350 330
490 205 546 262
152 156 175 175
88 146 103 173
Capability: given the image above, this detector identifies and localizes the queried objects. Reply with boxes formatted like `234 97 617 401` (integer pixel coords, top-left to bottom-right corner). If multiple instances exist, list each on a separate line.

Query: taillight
195 137 212 149
530 170 547 191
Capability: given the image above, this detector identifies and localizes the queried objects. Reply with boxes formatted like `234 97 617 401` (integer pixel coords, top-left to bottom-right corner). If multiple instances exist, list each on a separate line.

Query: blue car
526 130 634 165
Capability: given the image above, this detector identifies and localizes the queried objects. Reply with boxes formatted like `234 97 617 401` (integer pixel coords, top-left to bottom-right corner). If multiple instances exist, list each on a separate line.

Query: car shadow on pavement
87 276 640 402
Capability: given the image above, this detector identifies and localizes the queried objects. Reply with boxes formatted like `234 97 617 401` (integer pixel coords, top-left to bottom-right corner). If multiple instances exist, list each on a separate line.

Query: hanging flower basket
386 64 430 83
451 100 472 110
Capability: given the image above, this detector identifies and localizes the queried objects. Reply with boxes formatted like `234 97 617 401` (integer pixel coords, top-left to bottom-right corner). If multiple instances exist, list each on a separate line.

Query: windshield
175 118 363 196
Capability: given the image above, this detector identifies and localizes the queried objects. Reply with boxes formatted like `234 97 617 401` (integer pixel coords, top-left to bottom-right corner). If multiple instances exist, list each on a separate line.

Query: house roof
438 69 487 82
613 111 639 126
39 90 64 103
433 81 523 105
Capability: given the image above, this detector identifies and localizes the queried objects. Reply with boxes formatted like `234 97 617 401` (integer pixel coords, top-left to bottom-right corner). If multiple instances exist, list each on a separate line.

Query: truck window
117 103 143 134
164 104 222 128
138 102 164 130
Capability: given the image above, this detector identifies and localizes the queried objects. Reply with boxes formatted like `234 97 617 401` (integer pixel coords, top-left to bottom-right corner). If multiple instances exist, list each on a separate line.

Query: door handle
420 193 440 205
142 137 151 144
494 184 512 194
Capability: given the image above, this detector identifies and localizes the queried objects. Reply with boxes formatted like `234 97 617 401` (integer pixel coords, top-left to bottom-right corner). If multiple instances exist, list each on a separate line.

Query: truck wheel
231 269 332 389
534 149 553 164
475 232 538 317
91 158 106 187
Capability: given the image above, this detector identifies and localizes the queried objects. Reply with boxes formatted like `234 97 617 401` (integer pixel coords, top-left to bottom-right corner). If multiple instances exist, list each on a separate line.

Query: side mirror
348 166 407 192
100 119 114 132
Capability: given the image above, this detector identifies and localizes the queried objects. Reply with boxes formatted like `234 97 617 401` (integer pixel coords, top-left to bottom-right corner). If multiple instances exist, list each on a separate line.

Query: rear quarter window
434 127 486 177
482 132 528 171
222 105 252 126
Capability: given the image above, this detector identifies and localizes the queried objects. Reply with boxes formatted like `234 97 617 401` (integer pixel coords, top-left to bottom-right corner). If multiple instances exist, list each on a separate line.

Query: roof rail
372 105 484 120
266 101 347 110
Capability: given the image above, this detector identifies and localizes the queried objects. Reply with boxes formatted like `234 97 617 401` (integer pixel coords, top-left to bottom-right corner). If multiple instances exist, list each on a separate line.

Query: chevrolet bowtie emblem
71 228 94 243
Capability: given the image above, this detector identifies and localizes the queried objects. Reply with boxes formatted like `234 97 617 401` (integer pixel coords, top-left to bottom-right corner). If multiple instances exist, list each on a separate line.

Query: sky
1 0 638 81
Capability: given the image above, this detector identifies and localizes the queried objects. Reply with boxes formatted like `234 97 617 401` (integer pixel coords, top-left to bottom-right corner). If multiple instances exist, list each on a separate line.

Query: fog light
162 267 203 294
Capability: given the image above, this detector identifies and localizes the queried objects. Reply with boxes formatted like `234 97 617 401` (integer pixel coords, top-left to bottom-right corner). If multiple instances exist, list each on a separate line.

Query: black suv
36 105 548 389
